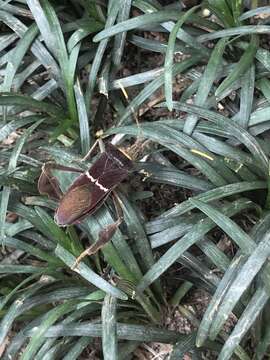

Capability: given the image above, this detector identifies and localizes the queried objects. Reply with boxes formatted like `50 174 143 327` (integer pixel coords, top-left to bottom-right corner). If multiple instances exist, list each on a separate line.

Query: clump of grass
1 1 270 359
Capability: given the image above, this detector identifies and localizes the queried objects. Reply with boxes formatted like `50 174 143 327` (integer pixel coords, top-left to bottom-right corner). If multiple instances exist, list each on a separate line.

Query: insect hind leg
71 191 124 269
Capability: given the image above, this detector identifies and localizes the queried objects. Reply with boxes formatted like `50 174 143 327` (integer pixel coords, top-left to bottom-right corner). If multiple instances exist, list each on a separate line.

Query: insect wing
54 144 133 226
55 173 110 226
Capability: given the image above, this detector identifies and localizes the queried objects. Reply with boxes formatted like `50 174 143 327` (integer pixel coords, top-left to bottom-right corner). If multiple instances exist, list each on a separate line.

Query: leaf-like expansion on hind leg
71 218 122 269
38 163 83 200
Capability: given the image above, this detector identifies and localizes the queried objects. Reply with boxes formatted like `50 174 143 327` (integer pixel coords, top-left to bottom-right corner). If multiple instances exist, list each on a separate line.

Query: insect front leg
71 191 124 269
82 138 105 161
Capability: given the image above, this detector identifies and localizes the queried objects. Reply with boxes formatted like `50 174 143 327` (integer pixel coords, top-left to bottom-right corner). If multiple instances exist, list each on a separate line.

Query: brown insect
38 141 133 267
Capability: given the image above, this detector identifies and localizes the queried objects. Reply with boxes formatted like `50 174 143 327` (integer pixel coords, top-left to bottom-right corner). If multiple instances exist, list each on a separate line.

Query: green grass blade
117 192 155 276
107 123 227 187
198 25 270 43
20 301 77 360
183 37 227 134
237 64 255 128
81 208 142 282
2 287 91 358
42 0 77 122
0 120 43 243
152 180 265 220
215 35 258 97
0 93 63 117
27 322 182 343
196 254 246 347
112 0 132 68
3 237 60 265
137 198 254 292
55 245 128 300
1 24 38 91
0 274 39 312
257 78 270 103
85 1 120 116
239 6 270 21
189 198 255 252
102 294 117 360
164 6 199 111
62 337 92 360
0 265 46 273
117 56 199 125
208 231 270 340
164 102 268 175
67 21 103 53
138 163 213 191
217 287 269 360
0 281 49 345
93 10 185 43
74 79 91 156
256 312 270 359
0 9 60 80
169 332 196 359
27 0 77 122
205 0 235 27
0 115 44 142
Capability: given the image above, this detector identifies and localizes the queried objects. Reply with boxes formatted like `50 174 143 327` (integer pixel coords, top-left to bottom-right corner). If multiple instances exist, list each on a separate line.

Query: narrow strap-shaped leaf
257 78 270 103
183 37 227 134
102 294 117 360
217 287 269 360
237 64 255 128
154 180 266 221
117 57 199 125
206 0 235 27
0 116 41 142
2 237 60 265
165 6 199 111
189 199 255 252
27 322 182 343
196 254 246 347
117 192 156 275
198 25 270 43
20 301 77 360
0 120 43 243
0 93 63 117
85 1 120 115
93 10 187 43
208 230 270 340
62 337 92 360
112 0 132 68
0 9 60 80
67 21 103 52
169 332 196 359
239 6 270 21
1 24 39 91
108 123 228 186
2 287 91 358
38 0 77 121
164 102 268 176
0 273 40 312
55 245 128 300
136 199 254 292
215 35 258 97
74 79 91 156
0 281 51 345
